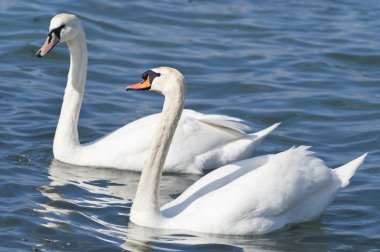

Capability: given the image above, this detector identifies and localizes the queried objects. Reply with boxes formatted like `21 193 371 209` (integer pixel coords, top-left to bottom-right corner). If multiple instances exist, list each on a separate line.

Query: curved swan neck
131 82 186 223
53 26 87 157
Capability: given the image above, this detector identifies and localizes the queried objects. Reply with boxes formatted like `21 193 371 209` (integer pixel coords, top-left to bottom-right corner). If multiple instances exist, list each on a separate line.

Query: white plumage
160 146 366 234
129 66 367 235
37 13 279 174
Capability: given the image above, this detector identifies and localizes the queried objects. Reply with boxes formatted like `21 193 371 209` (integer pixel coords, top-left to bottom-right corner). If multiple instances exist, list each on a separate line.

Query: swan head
36 13 82 57
126 67 186 97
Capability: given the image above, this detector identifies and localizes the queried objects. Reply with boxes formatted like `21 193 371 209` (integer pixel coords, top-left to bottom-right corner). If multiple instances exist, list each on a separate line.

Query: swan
127 66 367 235
35 13 279 174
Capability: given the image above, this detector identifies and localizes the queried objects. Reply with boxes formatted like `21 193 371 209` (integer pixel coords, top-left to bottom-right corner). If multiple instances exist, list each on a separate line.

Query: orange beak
126 75 152 91
36 33 60 57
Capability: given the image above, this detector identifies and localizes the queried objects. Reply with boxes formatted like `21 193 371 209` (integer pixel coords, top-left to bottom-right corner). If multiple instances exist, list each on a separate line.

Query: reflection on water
43 159 199 204
1 0 380 250
122 222 329 252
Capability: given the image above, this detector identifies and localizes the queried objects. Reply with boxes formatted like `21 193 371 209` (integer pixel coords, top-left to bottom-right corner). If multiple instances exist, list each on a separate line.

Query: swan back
160 146 365 234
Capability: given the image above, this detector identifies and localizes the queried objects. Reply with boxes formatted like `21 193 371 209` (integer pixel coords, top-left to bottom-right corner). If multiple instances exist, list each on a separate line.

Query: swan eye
48 24 65 40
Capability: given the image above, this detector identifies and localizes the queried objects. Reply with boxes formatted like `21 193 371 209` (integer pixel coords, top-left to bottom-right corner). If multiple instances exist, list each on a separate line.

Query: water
1 0 380 251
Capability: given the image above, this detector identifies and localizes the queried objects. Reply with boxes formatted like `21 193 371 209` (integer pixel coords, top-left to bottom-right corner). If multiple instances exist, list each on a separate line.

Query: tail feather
251 122 281 140
333 153 367 188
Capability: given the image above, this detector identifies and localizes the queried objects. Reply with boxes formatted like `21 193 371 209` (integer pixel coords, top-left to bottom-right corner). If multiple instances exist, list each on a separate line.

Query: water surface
1 0 380 251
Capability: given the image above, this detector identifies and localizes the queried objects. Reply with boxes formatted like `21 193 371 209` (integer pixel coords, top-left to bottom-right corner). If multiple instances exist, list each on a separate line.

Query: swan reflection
36 160 203 247
122 221 327 252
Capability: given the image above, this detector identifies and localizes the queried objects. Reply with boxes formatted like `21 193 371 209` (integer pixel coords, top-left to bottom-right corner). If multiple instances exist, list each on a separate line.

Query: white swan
128 66 367 235
36 13 279 174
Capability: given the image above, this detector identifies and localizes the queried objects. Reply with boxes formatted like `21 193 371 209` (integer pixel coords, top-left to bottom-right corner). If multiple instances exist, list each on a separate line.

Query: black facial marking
48 24 65 40
142 71 149 80
142 70 161 83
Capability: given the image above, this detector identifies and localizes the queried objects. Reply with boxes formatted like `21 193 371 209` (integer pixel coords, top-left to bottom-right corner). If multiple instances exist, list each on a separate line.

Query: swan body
159 146 366 234
36 13 279 174
129 66 367 235
78 110 279 173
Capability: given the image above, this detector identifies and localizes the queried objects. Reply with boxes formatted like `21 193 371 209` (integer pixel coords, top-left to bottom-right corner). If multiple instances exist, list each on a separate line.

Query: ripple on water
1 0 380 251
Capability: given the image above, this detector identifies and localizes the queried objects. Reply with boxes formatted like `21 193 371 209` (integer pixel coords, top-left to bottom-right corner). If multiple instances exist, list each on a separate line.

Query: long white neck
131 83 185 225
53 27 87 158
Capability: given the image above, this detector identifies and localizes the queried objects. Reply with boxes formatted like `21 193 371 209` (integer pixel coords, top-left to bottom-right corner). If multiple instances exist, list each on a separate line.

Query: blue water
1 0 380 251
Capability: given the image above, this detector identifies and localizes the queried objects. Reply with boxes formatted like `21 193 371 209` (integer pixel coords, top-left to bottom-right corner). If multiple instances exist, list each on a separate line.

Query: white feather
40 14 279 174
